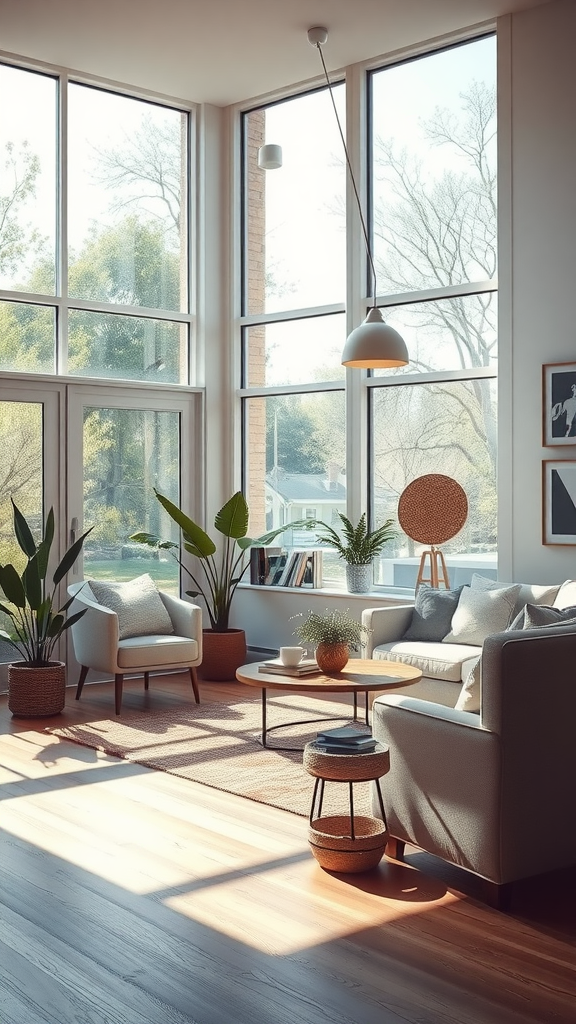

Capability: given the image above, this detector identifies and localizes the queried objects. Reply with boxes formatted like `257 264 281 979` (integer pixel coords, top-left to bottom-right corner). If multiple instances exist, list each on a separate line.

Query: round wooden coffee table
235 658 422 751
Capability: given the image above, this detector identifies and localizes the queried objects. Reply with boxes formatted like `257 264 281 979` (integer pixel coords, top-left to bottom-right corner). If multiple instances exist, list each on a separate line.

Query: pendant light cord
314 41 377 310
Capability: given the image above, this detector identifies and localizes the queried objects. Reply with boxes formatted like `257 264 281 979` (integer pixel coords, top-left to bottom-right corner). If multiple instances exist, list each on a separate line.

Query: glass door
67 385 199 586
0 382 61 687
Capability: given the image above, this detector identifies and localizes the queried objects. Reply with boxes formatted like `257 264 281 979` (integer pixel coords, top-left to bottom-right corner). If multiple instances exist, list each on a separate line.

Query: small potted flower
292 608 370 673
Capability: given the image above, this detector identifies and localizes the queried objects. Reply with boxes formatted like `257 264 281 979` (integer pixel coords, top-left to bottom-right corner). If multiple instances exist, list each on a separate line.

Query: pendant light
307 26 409 369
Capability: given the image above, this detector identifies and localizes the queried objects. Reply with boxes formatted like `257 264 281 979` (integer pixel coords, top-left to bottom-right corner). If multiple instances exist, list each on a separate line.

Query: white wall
234 0 576 648
505 0 576 583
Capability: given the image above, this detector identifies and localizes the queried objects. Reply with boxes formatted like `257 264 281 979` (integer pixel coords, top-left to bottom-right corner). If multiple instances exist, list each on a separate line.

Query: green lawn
84 558 180 593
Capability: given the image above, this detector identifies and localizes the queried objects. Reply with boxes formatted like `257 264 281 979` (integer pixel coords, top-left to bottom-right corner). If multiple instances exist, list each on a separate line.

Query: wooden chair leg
115 674 124 715
189 666 200 704
144 671 150 690
76 665 89 701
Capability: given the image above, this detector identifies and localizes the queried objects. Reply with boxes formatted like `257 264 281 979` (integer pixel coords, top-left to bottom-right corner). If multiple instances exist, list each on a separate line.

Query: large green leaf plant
131 490 308 632
0 500 92 666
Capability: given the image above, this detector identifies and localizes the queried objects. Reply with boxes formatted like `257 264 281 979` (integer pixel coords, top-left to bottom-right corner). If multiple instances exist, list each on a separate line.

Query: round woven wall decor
398 474 468 545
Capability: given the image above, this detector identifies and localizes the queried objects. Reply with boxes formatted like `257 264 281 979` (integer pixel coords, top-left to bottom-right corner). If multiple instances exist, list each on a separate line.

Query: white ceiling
0 0 552 106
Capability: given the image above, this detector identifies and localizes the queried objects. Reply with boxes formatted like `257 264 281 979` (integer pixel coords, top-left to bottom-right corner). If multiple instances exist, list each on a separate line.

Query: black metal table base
259 688 370 752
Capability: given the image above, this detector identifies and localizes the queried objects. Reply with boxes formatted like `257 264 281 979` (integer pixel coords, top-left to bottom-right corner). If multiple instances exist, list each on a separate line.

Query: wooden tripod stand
415 546 450 590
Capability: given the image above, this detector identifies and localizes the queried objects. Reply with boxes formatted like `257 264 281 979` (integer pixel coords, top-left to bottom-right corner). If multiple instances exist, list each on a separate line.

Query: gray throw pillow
402 584 463 642
89 573 174 640
509 602 576 630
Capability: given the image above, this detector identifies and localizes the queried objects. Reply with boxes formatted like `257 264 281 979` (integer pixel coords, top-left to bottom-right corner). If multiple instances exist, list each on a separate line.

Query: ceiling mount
307 26 328 47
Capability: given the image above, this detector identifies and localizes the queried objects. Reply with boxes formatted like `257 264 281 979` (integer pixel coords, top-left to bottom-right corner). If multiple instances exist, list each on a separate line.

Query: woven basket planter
308 814 387 873
315 642 349 674
8 661 66 718
199 628 247 681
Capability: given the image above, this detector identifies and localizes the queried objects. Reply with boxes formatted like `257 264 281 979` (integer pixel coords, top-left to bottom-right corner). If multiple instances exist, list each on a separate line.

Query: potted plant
309 512 396 593
292 608 370 673
131 490 309 680
0 500 92 717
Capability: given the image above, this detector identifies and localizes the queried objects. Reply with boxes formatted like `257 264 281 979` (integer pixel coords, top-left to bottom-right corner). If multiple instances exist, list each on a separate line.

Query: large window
0 63 193 383
240 34 497 591
241 87 348 583
368 37 497 589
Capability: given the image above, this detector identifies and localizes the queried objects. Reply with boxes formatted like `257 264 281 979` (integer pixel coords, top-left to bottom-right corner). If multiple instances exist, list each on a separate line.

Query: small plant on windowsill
292 608 370 674
305 512 396 594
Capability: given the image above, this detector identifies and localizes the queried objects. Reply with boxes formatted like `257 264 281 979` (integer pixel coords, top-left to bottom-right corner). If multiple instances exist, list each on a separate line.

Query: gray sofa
361 577 576 905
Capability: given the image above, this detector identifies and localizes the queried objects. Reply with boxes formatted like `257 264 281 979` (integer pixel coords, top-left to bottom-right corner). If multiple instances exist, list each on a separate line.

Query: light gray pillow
454 655 481 713
89 574 174 640
443 584 521 646
401 584 463 642
552 580 576 610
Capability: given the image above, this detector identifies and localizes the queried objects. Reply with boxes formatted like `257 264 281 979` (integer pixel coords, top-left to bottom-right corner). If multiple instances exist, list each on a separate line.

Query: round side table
303 740 390 873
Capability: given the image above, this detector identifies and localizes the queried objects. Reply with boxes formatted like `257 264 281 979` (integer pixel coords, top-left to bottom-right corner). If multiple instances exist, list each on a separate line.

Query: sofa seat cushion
118 634 199 669
373 640 481 683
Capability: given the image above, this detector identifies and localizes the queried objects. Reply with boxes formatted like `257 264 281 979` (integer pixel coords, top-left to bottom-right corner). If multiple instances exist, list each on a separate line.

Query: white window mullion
57 71 69 376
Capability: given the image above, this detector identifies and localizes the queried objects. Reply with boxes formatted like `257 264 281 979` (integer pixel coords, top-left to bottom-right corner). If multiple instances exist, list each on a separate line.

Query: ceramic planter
346 563 373 593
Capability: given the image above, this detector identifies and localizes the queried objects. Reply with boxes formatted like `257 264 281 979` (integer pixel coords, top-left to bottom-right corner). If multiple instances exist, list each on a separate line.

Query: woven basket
304 741 390 782
308 814 387 872
8 661 66 718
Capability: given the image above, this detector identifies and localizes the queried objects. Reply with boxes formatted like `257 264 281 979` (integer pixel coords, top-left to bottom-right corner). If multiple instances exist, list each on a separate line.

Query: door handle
71 516 79 545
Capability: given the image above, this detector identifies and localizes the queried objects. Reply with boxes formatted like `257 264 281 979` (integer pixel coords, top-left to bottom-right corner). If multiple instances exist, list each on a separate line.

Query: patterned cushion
443 584 520 646
401 584 463 642
89 574 174 640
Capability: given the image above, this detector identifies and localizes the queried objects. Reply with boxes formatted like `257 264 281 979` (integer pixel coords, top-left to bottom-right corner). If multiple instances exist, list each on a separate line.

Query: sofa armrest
361 604 414 656
371 693 502 880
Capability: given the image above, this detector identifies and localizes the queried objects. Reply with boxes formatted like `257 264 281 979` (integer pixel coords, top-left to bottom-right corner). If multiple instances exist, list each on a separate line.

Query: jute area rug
49 694 373 818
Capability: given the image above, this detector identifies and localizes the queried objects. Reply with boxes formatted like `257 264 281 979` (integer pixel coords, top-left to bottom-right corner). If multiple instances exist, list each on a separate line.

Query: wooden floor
1 671 574 1024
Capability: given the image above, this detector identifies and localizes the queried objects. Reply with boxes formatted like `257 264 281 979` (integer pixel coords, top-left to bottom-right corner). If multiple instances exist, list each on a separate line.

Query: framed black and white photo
542 362 576 445
543 460 576 545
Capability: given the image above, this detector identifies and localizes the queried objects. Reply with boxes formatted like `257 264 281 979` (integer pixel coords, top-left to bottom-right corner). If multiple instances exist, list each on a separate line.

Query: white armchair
68 581 203 715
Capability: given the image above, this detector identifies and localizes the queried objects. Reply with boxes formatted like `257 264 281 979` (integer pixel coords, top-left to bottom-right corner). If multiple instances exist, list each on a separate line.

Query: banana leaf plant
131 490 309 632
0 500 92 666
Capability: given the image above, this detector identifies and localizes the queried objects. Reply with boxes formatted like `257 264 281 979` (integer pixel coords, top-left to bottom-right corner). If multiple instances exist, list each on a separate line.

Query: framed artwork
542 362 576 445
542 460 576 544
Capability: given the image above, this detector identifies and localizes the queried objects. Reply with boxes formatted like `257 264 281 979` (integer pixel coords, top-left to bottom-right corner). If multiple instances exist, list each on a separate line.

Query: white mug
279 646 305 667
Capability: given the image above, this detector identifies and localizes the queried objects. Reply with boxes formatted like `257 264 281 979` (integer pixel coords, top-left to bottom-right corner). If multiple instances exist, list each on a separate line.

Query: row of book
249 547 322 588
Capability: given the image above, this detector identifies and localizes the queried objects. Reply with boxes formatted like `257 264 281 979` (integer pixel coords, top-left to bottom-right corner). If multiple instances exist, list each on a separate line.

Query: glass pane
83 407 180 593
371 36 497 295
0 301 55 372
372 292 497 377
68 310 187 383
0 401 43 663
371 379 497 589
0 64 57 293
244 392 347 587
244 87 346 315
68 85 188 312
244 314 346 387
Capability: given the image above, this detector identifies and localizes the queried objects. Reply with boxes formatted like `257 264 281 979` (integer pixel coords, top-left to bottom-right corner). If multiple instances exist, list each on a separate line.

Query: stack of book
258 657 320 677
314 726 377 754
